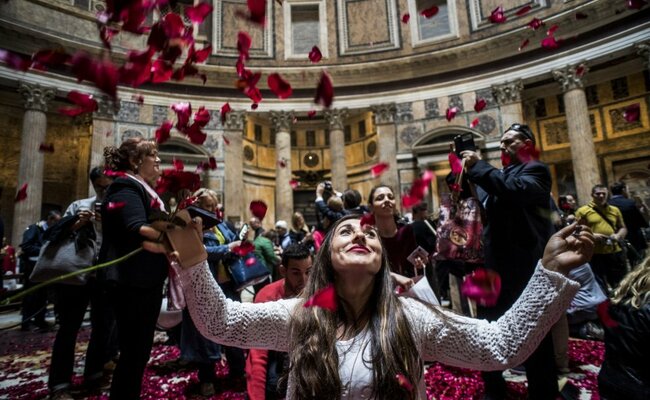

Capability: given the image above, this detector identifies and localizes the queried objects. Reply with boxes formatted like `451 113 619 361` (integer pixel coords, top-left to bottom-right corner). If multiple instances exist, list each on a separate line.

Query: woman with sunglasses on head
141 214 592 399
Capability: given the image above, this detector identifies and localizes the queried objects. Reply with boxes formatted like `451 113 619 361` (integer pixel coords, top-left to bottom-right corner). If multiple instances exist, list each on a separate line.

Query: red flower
627 0 647 10
0 49 31 71
106 201 127 211
155 121 173 144
528 18 544 30
308 46 322 63
303 284 337 311
420 6 439 18
232 241 256 257
314 72 334 108
516 5 532 16
461 268 502 307
445 107 458 122
395 374 413 391
185 1 213 24
267 73 293 99
370 162 389 178
220 102 232 125
489 6 507 24
401 13 410 24
518 38 530 51
249 200 268 220
470 117 480 128
14 183 28 202
597 300 619 328
474 98 486 112
237 32 252 61
623 103 640 123
58 91 98 117
38 143 55 153
448 152 463 174
156 169 201 195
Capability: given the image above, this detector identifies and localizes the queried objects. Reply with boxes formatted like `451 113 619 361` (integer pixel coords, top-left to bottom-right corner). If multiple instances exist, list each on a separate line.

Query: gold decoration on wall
603 98 649 138
539 110 602 151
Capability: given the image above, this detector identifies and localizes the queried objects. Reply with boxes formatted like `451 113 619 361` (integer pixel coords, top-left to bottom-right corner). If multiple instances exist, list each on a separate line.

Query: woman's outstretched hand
541 223 594 275
139 217 204 258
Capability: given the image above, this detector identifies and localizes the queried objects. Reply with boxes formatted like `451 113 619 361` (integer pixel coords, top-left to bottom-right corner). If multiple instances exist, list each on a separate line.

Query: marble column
12 82 55 246
73 115 93 199
324 108 349 190
552 63 599 204
371 103 400 205
270 111 294 223
635 41 650 69
491 80 524 130
223 111 246 223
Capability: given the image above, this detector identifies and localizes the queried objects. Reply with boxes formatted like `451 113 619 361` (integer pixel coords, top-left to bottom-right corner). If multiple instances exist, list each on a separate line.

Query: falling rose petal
155 121 173 144
251 102 259 110
278 158 287 168
489 6 507 24
420 6 439 18
59 90 98 117
370 162 389 178
249 200 268 220
303 284 337 311
307 110 317 118
448 152 463 175
107 201 127 211
244 86 263 104
31 49 70 70
461 268 502 307
449 183 463 193
185 1 213 24
474 98 486 112
193 106 211 128
314 71 334 108
245 257 257 267
547 24 559 36
237 31 252 60
171 102 192 130
103 169 126 178
627 0 647 9
515 143 540 164
308 46 322 63
172 158 185 171
268 73 293 99
14 183 28 202
156 169 201 195
445 107 458 122
223 135 230 145
516 5 532 16
470 117 480 128
359 213 375 228
396 374 414 392
401 13 410 24
232 241 256 257
518 38 530 51
596 300 619 328
290 179 300 189
220 102 232 125
575 12 588 19
0 49 31 71
151 58 173 83
208 157 217 170
528 18 544 30
623 103 640 123
38 143 54 153
185 123 207 145
132 94 145 104
247 0 267 25
541 35 560 50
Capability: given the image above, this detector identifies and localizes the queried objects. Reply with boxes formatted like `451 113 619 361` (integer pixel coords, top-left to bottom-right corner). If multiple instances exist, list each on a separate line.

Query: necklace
341 329 368 399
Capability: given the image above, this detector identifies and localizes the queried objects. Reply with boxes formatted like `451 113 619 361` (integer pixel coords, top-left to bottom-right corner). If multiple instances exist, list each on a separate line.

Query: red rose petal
268 73 293 99
474 98 486 112
38 143 54 153
461 268 502 307
172 158 185 171
251 102 259 110
59 90 98 117
0 49 31 71
445 107 458 122
14 183 28 202
420 6 439 19
223 135 230 145
278 158 287 168
307 110 317 118
155 169 201 194
308 46 322 63
528 18 544 30
232 241 255 257
117 48 153 88
107 201 127 211
489 6 507 24
547 24 559 36
396 373 414 391
290 179 300 189
31 49 70 70
151 58 174 83
627 0 647 9
314 71 334 108
370 162 389 178
359 213 375 228
448 152 463 175
248 0 267 25
541 35 560 50
245 257 257 267
518 38 530 51
171 102 192 130
470 117 480 128
401 13 410 24
402 172 433 208
185 123 207 145
193 106 211 128
623 103 640 123
237 31 252 60
303 284 337 311
596 300 619 328
220 102 232 125
249 200 268 220
185 1 213 24
103 169 126 178
155 121 173 144
516 5 532 16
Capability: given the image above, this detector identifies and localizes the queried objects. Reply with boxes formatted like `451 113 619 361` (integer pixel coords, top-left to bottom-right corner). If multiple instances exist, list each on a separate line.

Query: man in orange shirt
245 244 312 400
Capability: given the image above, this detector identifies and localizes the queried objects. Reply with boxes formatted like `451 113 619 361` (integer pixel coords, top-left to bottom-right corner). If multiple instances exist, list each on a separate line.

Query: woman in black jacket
100 138 168 400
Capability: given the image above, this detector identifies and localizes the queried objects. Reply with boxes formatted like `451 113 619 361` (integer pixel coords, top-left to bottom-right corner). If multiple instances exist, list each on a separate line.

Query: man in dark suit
462 123 557 400
609 181 648 265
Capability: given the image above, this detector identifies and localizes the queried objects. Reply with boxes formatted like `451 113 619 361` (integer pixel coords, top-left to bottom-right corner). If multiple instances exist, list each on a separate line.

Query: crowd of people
1 125 649 400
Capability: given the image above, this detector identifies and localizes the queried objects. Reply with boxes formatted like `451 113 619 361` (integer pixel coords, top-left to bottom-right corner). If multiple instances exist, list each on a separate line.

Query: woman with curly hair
141 214 592 399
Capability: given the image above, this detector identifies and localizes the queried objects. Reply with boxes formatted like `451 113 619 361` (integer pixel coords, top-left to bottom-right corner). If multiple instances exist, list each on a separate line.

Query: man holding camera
461 124 557 400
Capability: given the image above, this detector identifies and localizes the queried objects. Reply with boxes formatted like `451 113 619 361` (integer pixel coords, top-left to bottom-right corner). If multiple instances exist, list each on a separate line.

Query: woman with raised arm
142 215 592 399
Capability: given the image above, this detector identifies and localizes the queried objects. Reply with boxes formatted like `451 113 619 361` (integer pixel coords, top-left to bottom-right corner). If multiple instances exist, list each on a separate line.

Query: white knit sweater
179 261 579 399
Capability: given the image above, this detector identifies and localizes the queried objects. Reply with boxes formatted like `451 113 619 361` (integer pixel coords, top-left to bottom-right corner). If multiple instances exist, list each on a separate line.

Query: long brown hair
287 215 421 399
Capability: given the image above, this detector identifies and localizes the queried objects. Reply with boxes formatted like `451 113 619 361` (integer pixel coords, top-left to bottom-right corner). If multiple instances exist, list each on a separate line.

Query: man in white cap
275 220 291 251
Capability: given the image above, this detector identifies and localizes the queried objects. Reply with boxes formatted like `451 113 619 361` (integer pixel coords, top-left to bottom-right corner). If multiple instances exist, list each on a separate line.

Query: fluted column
371 103 400 205
223 111 246 222
324 108 349 190
12 82 55 246
491 80 524 130
553 63 599 204
636 41 650 70
270 111 294 223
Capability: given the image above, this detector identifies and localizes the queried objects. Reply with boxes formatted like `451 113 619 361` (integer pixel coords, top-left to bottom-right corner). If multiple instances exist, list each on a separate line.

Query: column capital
224 110 246 130
635 41 650 69
371 103 396 124
552 63 589 92
17 82 55 112
270 110 294 132
323 108 349 130
491 80 523 105
94 96 119 120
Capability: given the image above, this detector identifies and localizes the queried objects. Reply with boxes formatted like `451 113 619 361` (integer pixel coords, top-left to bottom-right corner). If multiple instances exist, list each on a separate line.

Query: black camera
454 133 477 156
323 181 333 193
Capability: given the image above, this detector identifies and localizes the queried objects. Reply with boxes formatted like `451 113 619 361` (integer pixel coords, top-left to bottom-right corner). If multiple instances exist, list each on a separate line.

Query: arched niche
158 138 212 165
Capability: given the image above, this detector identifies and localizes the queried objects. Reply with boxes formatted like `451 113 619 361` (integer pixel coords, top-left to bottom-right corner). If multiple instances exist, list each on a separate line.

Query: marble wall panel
397 123 424 151
214 0 274 58
337 0 400 55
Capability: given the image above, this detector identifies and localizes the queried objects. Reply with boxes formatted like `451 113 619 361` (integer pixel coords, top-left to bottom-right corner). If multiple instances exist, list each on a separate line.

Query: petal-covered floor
0 326 603 399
